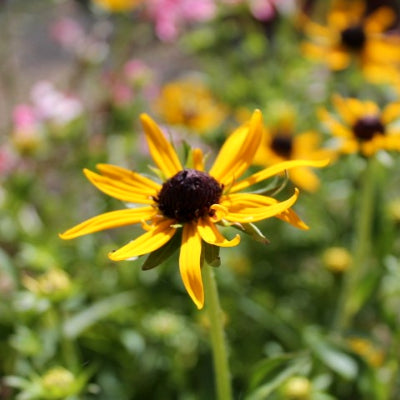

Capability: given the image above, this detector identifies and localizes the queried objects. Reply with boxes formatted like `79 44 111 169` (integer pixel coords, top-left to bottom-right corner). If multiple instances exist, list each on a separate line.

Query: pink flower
50 17 85 50
145 0 216 41
30 82 83 125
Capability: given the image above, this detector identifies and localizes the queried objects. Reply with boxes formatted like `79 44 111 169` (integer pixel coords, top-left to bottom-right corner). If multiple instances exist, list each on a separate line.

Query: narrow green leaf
304 328 358 380
246 353 310 400
63 292 136 339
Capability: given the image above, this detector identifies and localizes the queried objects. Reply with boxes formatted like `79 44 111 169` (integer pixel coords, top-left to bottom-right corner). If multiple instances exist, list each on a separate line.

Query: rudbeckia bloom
252 109 330 192
60 111 327 309
155 79 227 134
319 95 400 156
93 0 143 12
301 0 400 83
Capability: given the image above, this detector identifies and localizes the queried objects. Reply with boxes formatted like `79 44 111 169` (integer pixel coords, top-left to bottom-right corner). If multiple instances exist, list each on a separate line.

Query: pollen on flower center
353 116 385 140
155 169 223 223
271 134 293 158
340 25 366 50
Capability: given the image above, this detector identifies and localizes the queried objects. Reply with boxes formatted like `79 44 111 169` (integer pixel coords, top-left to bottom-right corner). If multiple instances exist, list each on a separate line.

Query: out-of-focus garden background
1 0 400 399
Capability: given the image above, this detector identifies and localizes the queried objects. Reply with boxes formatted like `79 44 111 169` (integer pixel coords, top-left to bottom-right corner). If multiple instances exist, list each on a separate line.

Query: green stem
334 157 378 331
203 265 233 400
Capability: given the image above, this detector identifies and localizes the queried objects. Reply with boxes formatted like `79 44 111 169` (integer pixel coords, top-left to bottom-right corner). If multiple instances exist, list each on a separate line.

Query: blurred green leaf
304 328 358 380
63 292 136 339
246 352 311 400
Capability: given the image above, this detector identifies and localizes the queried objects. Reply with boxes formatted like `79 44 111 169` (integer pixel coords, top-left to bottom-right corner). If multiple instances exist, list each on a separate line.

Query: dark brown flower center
156 169 223 223
353 116 385 141
270 134 293 158
341 25 366 51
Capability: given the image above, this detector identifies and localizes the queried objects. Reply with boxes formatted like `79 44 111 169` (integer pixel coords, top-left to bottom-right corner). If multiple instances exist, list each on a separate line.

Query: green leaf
63 292 136 339
141 231 181 270
304 327 358 380
246 352 311 400
203 242 221 267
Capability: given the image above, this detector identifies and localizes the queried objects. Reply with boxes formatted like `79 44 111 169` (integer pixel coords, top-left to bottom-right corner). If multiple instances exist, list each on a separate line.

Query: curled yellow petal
59 207 156 240
84 169 156 204
209 109 263 186
179 222 204 309
197 217 240 247
108 219 176 261
222 189 301 223
140 114 183 178
230 159 329 193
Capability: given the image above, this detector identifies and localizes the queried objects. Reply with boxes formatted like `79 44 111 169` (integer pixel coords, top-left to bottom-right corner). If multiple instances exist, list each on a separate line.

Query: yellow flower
252 108 330 192
319 95 400 157
93 0 142 12
60 111 327 309
301 0 400 83
347 337 385 367
155 80 227 133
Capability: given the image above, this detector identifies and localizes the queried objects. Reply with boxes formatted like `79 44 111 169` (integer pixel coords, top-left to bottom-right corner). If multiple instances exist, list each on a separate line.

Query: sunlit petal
96 164 161 191
222 189 300 223
84 169 156 204
108 219 176 261
59 207 156 240
229 159 329 193
179 222 204 309
197 217 240 247
209 109 263 186
140 113 183 178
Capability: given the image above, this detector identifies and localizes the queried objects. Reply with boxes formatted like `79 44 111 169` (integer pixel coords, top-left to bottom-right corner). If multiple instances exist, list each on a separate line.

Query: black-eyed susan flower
60 111 327 309
252 106 330 192
155 79 227 134
319 95 400 157
93 0 143 12
301 0 400 83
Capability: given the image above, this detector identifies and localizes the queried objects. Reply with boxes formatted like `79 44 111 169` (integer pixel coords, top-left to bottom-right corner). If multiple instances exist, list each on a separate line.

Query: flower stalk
203 265 233 400
334 157 379 331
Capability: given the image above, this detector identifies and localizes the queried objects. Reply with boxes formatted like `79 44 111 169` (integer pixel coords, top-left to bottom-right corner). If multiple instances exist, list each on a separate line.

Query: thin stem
334 157 378 331
203 265 233 400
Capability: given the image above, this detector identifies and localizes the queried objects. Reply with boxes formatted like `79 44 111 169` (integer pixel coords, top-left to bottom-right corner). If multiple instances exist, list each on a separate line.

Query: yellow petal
221 189 300 223
108 219 176 261
229 159 329 193
59 207 156 239
327 48 351 71
289 167 320 193
364 6 396 34
96 164 161 191
197 217 240 247
318 108 353 138
84 169 156 204
209 109 263 186
192 148 205 171
277 208 309 230
382 102 400 124
140 114 183 178
179 222 204 309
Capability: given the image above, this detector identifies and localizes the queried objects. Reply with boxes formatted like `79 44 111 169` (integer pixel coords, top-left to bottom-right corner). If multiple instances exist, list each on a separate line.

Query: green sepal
141 231 181 270
249 170 289 197
203 242 221 267
230 222 270 244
